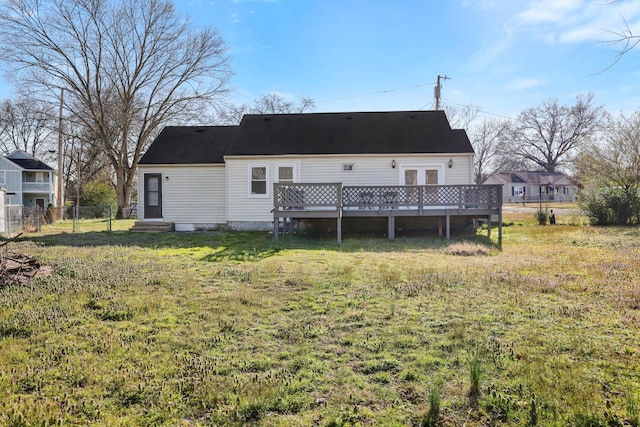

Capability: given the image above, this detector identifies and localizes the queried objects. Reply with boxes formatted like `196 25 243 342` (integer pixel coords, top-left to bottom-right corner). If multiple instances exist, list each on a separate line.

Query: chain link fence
1 205 114 237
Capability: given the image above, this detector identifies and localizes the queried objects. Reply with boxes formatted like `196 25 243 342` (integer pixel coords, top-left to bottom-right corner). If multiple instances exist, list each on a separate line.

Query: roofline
223 152 474 160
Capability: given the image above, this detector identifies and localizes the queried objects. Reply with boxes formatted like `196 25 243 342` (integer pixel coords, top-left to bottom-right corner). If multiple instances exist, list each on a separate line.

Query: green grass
1 214 639 425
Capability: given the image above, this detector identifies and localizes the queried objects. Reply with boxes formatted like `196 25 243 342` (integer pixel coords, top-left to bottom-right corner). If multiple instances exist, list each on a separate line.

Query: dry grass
445 240 492 256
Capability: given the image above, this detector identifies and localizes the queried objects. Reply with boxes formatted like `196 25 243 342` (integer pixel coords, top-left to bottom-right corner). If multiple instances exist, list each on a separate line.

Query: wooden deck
273 183 503 244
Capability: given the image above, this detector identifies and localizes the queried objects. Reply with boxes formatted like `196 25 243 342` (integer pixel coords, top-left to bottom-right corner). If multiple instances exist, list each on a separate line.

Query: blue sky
182 0 640 119
1 0 639 120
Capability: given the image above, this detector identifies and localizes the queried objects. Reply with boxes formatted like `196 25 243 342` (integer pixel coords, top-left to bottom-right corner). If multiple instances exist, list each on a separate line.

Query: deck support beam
446 211 451 240
388 215 395 239
498 208 503 247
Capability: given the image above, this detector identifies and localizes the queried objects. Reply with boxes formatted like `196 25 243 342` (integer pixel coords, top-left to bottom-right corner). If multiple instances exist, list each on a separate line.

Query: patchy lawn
1 214 639 426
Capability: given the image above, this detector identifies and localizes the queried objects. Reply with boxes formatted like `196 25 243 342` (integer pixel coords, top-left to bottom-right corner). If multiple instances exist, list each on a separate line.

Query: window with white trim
277 165 295 183
512 185 525 196
249 165 269 197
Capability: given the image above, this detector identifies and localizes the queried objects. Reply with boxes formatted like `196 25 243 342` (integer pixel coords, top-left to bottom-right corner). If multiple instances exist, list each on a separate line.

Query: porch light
448 159 453 168
391 160 396 169
165 176 169 181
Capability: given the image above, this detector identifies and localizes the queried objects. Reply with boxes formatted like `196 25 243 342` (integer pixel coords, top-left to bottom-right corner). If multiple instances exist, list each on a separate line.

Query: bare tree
218 93 315 125
444 103 480 130
577 111 640 194
576 111 640 224
468 119 509 184
0 96 56 157
506 93 605 172
0 0 231 210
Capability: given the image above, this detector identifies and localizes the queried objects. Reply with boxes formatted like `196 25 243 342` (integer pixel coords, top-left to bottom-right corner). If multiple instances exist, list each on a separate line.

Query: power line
441 97 516 120
317 81 436 104
315 80 517 121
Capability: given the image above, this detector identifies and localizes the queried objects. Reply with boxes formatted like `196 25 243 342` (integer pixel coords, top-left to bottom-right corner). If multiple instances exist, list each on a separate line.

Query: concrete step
129 221 174 232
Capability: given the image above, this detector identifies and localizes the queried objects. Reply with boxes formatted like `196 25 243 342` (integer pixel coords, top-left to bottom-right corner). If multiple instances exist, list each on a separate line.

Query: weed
468 349 483 399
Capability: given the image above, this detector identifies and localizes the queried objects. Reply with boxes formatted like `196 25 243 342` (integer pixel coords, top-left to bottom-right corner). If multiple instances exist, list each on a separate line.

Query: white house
136 111 501 239
0 150 58 208
484 171 578 203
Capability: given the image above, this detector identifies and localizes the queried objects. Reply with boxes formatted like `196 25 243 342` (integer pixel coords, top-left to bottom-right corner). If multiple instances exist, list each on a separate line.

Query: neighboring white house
0 150 58 208
137 111 478 231
484 171 578 203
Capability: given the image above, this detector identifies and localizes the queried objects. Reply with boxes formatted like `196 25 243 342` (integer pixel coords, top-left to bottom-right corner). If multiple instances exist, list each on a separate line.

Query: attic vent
263 117 271 121
409 114 416 119
345 116 353 120
195 128 204 133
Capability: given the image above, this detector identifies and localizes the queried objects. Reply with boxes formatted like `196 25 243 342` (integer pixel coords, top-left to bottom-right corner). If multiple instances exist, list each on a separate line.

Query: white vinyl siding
225 153 473 223
138 165 226 224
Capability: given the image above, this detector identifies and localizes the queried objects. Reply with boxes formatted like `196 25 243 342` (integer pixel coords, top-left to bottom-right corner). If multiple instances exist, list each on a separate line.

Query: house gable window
249 165 269 198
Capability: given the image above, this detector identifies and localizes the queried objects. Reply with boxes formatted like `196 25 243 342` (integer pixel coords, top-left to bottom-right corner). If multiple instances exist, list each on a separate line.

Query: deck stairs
129 221 174 232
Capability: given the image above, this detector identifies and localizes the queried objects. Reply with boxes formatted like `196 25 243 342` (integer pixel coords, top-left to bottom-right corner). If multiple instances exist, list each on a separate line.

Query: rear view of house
137 110 502 240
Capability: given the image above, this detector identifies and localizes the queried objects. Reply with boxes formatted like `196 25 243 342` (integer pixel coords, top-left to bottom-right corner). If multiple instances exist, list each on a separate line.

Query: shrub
579 187 640 225
535 208 548 225
80 181 117 214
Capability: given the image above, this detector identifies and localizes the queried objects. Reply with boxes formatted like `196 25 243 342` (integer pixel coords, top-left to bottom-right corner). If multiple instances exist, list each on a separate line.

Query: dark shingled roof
140 111 473 165
140 126 236 164
6 157 53 171
495 171 572 184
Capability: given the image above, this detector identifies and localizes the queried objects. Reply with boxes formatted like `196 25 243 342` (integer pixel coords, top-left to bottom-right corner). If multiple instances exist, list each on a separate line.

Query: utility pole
434 74 450 110
56 88 64 209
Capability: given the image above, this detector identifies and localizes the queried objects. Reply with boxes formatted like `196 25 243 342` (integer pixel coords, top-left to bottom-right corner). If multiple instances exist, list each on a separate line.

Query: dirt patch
1 235 53 286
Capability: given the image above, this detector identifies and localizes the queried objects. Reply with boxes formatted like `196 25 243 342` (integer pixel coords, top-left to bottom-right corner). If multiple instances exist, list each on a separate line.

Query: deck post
337 216 342 244
388 215 395 239
274 216 279 241
498 208 503 247
446 210 451 240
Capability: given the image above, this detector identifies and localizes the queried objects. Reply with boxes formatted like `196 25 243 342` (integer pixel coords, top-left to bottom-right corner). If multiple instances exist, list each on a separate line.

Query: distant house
0 150 58 208
137 111 503 241
483 171 578 202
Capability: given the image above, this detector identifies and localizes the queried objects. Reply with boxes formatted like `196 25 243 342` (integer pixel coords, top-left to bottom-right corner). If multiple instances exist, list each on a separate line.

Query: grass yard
1 214 639 426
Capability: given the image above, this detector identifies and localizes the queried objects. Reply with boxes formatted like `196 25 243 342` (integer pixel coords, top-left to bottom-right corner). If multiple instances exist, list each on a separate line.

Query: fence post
73 205 78 233
108 205 112 232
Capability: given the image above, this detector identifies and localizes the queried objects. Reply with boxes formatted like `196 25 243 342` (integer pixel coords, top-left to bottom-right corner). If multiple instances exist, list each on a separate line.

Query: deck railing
274 183 502 211
274 183 343 210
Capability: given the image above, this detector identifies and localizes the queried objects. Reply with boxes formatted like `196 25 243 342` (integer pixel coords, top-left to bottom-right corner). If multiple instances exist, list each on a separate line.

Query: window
277 166 295 183
425 170 438 185
249 165 269 197
342 164 354 172
512 186 525 196
402 167 441 185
